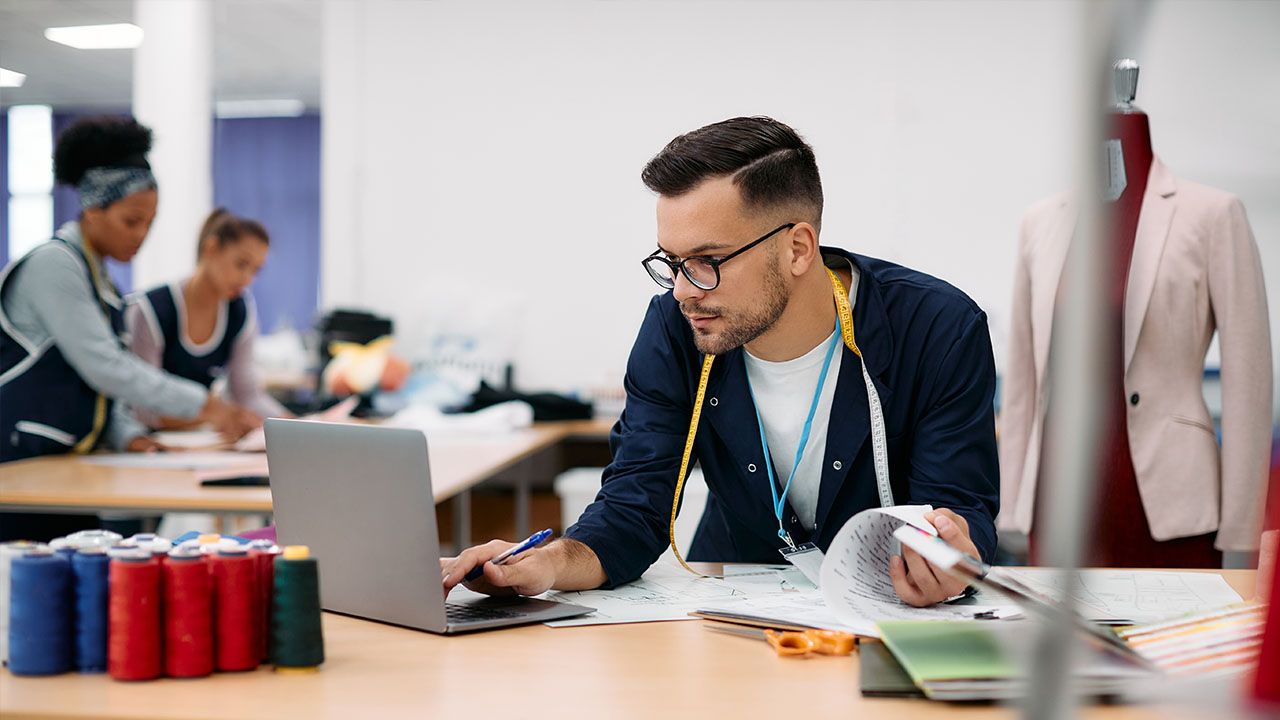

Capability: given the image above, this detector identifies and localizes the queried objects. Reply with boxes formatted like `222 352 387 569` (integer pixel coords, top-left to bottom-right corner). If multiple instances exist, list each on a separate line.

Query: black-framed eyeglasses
641 223 795 291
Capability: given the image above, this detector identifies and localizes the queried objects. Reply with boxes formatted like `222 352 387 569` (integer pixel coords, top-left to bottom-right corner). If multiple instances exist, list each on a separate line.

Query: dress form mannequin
1030 60 1222 567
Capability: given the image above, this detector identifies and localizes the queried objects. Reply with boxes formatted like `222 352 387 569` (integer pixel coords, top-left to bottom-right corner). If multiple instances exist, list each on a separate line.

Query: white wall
322 0 1280 404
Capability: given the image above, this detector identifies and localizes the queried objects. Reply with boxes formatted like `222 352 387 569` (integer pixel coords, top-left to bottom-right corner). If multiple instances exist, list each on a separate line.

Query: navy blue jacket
0 237 125 462
565 248 999 588
135 284 247 389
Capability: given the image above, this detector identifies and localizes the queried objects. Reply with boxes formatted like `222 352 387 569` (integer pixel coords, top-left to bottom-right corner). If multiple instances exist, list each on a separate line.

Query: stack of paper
876 620 1154 702
1117 604 1268 677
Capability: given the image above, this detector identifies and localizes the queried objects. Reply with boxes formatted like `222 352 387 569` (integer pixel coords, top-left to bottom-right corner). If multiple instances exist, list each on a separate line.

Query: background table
0 419 614 546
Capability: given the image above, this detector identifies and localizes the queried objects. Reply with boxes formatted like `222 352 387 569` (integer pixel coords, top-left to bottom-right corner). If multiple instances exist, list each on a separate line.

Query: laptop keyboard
445 602 522 623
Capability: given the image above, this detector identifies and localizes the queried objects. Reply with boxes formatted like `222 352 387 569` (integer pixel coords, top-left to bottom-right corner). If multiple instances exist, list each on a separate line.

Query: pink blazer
999 157 1273 551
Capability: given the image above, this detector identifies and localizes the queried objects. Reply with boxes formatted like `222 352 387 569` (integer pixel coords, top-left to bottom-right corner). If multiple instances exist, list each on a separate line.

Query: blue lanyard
746 329 841 550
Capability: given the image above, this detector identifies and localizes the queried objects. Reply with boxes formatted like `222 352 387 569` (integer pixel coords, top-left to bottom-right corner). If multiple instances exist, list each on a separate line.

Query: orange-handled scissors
705 623 857 657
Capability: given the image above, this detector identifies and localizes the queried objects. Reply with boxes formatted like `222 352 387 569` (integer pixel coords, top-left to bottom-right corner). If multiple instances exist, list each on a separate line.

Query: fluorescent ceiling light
44 23 143 50
0 68 26 87
215 99 306 119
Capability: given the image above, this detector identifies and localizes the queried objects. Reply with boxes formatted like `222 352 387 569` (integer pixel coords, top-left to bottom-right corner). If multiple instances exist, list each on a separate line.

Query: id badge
779 542 825 587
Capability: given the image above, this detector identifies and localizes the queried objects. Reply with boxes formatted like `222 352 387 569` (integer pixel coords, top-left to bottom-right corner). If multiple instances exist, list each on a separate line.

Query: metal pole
1024 1 1149 717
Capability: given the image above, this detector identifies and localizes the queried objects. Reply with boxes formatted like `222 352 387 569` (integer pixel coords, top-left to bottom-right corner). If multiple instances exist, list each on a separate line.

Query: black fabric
453 380 593 421
139 284 247 389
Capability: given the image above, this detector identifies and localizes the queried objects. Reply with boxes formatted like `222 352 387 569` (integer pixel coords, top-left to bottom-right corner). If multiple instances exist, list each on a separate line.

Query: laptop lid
266 419 453 632
264 419 593 634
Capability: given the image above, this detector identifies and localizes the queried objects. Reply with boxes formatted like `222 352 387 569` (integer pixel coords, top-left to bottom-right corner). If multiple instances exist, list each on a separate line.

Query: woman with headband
126 207 291 430
0 116 258 468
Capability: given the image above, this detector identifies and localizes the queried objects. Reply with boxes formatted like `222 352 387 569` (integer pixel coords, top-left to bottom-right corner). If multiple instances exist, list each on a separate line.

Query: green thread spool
270 545 324 672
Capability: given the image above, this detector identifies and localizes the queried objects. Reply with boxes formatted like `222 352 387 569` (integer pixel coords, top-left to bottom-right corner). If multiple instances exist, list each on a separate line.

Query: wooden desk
0 420 613 516
0 570 1258 719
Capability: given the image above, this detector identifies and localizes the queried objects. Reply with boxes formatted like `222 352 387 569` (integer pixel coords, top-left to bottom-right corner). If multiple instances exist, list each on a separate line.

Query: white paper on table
818 504 1012 637
719 564 815 593
696 591 859 633
1001 568 1244 624
544 560 754 627
82 451 265 471
150 430 227 450
234 396 361 452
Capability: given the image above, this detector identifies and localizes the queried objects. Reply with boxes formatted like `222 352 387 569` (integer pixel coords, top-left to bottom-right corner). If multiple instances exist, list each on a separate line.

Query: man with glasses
443 117 998 608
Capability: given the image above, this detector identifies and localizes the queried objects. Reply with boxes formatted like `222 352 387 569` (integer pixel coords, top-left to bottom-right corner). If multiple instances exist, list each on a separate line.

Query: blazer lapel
1124 156 1177 371
1031 198 1073 390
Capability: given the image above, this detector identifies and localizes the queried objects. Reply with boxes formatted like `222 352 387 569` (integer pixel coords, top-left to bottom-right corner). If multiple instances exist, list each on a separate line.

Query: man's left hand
888 508 978 608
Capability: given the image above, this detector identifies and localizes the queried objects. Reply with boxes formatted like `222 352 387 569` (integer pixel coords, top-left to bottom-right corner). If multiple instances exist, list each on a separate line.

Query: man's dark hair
640 116 823 228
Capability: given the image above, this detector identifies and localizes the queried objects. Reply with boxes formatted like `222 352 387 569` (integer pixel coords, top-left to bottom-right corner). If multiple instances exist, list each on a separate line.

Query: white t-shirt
743 259 858 531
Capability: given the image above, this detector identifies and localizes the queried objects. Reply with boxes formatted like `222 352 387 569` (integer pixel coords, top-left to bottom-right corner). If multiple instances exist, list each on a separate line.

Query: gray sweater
1 222 207 449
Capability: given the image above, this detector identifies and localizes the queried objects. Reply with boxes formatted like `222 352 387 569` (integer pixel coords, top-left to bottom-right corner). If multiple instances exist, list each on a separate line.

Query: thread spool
129 533 173 557
0 540 37 665
163 547 214 678
210 547 260 671
8 547 74 675
66 529 123 550
107 548 162 681
248 540 279 662
72 547 110 673
271 545 324 672
49 537 77 560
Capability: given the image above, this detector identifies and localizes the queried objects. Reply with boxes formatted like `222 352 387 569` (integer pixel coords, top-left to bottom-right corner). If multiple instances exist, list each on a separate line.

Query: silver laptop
264 418 593 633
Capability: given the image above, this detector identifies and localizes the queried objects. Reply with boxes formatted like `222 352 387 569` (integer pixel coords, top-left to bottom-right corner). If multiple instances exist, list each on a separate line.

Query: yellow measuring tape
668 267 877 576
71 242 113 455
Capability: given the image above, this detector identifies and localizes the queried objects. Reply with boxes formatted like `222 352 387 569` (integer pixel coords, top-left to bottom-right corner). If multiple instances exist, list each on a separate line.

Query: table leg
453 489 471 550
515 466 531 540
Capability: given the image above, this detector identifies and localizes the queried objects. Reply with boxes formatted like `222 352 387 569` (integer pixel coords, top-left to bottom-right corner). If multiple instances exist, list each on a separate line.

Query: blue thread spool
49 537 78 560
1 540 38 666
8 548 74 675
72 547 110 673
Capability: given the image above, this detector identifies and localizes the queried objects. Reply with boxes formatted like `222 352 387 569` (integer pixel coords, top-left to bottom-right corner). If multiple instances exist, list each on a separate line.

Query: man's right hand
441 539 557 596
440 537 606 597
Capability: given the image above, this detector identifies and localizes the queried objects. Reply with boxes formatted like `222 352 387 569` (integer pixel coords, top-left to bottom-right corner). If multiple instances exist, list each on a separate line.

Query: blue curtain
52 111 134 292
45 112 321 328
213 115 321 334
1 113 8 266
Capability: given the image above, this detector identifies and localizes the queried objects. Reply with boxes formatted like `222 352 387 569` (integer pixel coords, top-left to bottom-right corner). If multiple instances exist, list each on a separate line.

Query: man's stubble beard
685 257 790 356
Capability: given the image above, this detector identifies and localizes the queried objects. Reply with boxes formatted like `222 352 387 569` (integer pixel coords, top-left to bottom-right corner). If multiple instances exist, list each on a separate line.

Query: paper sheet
233 396 361 452
150 430 228 450
718 564 815 594
1001 568 1244 624
544 561 753 627
819 505 1009 637
698 590 860 633
82 451 266 471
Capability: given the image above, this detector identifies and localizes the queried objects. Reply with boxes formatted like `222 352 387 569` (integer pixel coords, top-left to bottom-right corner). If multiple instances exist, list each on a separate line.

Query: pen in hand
462 528 554 583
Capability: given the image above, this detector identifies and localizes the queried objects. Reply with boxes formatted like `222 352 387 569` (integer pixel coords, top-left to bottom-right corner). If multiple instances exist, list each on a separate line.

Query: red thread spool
248 541 279 662
107 549 162 681
210 548 259 671
163 548 213 678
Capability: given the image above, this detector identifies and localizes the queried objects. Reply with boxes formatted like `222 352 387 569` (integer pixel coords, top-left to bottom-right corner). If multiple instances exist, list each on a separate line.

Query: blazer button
790 515 798 525
747 463 756 473
708 397 718 407
1129 393 1139 406
832 460 842 470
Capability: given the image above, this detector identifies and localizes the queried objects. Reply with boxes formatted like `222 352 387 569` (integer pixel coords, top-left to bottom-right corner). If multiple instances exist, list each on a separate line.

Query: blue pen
462 528 553 582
